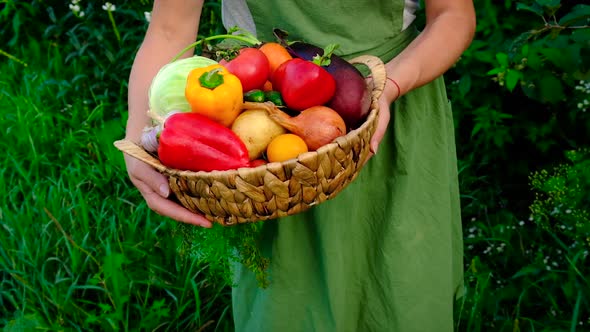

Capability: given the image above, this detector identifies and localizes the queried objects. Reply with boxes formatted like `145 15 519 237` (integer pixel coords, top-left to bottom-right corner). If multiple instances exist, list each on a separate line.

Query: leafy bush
452 1 590 331
448 0 590 214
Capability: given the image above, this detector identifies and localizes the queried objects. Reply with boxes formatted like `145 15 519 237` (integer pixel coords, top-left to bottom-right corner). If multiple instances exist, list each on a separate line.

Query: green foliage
448 0 590 214
450 0 590 330
0 1 233 330
530 148 590 249
177 221 270 289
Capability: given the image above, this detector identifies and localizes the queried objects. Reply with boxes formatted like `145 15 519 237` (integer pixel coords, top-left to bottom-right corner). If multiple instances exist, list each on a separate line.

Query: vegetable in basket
243 89 285 106
158 112 250 172
287 42 372 129
271 58 336 112
274 29 372 129
222 47 270 93
148 55 218 123
244 102 346 151
185 64 243 127
231 108 287 160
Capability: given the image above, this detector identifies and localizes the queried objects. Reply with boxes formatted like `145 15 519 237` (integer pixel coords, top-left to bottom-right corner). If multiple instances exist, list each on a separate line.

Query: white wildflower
102 2 116 11
144 11 152 22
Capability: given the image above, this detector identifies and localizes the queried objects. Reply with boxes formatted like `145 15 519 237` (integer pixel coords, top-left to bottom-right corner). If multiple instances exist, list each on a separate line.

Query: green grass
0 35 233 331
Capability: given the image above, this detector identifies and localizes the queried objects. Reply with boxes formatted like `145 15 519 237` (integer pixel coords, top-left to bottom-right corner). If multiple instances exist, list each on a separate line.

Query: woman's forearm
383 1 476 101
126 0 205 142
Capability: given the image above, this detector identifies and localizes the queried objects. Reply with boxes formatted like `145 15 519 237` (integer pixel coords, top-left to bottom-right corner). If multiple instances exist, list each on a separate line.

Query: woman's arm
124 0 212 227
370 0 476 153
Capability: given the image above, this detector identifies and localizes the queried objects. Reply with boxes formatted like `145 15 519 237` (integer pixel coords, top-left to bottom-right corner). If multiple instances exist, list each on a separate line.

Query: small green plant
530 148 590 249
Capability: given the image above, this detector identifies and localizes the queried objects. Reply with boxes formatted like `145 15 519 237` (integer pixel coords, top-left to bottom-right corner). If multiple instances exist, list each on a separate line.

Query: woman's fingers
370 99 391 154
135 180 213 228
125 156 213 228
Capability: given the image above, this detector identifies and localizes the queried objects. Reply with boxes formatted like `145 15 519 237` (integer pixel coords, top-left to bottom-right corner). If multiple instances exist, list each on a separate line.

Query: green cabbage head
148 55 218 123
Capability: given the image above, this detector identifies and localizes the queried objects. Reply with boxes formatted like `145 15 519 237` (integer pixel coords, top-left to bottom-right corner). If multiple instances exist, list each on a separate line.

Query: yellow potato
231 109 287 160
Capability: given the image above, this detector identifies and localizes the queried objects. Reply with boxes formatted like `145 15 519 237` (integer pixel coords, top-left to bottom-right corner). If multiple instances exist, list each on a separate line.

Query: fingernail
159 184 169 197
370 143 378 154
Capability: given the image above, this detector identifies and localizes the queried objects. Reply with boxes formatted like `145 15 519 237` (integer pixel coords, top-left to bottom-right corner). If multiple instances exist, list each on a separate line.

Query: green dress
228 1 464 331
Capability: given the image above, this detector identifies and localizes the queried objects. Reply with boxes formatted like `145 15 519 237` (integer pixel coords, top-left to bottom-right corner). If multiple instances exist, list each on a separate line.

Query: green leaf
538 75 565 103
512 264 542 278
521 44 529 56
516 2 543 16
526 51 543 70
539 48 565 69
486 67 504 76
459 74 472 96
312 43 339 67
535 0 560 8
471 122 484 137
496 52 509 67
506 69 523 92
571 28 590 44
3 314 46 332
540 45 580 72
558 4 590 26
508 31 534 58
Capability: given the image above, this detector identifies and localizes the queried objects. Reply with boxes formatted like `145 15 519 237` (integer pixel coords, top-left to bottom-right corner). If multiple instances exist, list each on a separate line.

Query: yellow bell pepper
185 64 243 127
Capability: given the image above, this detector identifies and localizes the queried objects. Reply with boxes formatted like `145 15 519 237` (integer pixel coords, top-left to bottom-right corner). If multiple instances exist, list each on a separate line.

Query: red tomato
223 48 270 93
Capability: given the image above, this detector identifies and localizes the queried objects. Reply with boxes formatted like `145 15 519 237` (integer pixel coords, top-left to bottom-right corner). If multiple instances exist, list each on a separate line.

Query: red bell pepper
158 112 250 172
271 58 336 111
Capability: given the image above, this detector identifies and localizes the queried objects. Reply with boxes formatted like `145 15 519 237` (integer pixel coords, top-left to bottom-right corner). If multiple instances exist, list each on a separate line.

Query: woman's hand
124 0 210 227
369 0 476 154
125 155 213 228
369 78 400 154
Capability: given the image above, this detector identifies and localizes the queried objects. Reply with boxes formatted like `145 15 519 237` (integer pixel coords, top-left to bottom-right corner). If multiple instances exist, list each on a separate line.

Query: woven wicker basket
114 55 385 226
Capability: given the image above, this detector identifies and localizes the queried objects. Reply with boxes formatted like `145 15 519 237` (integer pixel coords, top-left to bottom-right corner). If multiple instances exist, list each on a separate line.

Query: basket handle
113 139 168 172
347 55 386 103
